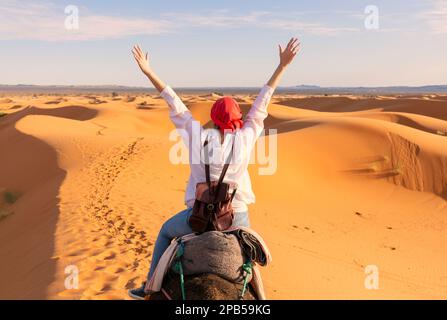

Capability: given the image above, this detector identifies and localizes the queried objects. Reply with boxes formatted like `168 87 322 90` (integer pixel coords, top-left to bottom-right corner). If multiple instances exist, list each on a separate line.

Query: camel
148 270 258 300
147 231 261 300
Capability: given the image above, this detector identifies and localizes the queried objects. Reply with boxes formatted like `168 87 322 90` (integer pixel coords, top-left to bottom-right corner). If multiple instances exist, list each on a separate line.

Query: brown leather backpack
188 137 237 233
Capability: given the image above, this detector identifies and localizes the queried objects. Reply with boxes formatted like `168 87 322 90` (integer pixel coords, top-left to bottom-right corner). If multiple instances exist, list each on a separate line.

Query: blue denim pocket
232 211 251 228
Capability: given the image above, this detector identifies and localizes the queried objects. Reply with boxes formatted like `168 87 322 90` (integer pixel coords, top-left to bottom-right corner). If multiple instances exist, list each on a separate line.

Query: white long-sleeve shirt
160 85 275 212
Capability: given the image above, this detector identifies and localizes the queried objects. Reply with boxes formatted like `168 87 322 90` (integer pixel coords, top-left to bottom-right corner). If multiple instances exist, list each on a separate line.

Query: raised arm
242 38 301 140
132 45 201 148
267 37 301 89
132 45 166 93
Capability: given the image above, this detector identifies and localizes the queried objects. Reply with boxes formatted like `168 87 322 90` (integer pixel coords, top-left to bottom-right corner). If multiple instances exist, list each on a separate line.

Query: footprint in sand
64 137 158 298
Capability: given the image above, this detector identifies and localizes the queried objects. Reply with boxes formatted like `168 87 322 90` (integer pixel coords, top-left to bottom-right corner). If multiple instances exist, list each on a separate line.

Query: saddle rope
172 240 186 300
173 238 254 300
239 261 253 300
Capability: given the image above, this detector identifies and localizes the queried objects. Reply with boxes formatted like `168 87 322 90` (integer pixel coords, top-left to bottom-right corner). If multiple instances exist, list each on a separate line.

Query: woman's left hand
278 38 301 68
132 45 152 76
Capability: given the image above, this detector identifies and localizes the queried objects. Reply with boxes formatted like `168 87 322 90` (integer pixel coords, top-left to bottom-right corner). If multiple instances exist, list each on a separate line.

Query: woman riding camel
129 38 300 299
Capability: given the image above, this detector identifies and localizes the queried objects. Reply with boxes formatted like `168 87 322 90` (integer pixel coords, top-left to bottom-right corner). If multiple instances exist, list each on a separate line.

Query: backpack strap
212 136 235 202
217 137 235 186
202 134 236 200
230 187 237 202
203 138 211 189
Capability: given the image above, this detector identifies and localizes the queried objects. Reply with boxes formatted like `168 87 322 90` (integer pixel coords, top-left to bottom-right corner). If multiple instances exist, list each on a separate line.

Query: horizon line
1 83 447 89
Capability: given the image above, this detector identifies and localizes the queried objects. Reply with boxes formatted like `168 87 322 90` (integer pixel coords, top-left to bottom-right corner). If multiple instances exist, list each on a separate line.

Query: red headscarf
210 97 244 134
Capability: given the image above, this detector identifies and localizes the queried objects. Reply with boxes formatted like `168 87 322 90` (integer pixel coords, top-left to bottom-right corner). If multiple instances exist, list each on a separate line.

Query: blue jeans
147 208 250 281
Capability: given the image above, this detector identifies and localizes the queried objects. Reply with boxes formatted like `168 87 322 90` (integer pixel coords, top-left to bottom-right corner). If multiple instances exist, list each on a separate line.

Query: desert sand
0 91 446 299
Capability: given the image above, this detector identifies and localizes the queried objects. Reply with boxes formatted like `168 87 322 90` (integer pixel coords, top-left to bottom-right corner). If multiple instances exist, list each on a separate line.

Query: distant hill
292 85 447 94
1 84 447 95
0 84 152 95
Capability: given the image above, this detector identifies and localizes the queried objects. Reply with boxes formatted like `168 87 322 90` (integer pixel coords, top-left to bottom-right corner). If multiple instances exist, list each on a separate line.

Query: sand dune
0 93 446 299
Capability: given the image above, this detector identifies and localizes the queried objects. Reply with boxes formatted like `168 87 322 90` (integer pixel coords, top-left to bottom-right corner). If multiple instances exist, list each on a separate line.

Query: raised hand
278 38 301 68
266 37 301 89
132 45 151 76
131 44 166 92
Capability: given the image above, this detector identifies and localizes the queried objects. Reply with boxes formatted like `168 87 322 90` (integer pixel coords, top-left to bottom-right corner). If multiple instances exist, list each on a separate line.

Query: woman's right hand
132 45 152 76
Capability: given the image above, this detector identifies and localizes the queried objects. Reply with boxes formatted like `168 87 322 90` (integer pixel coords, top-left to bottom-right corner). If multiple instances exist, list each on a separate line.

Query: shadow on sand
0 105 97 299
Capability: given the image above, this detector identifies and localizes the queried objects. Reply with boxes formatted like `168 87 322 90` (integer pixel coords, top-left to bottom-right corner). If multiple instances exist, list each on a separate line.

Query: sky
0 0 446 87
